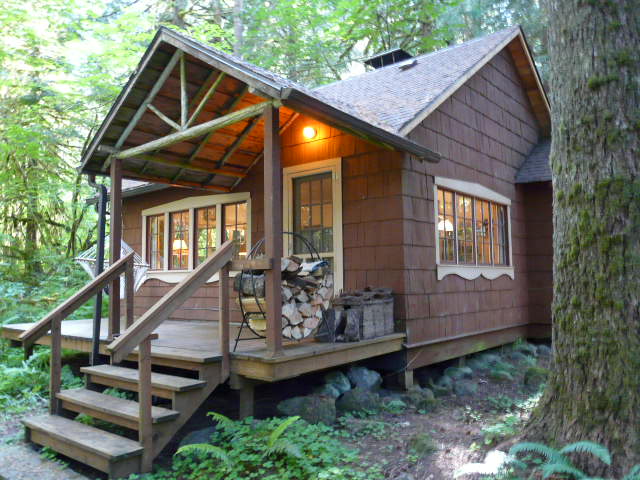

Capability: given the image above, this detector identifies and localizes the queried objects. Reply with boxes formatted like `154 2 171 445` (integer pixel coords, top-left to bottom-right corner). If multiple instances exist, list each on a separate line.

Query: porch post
109 158 123 339
263 105 283 357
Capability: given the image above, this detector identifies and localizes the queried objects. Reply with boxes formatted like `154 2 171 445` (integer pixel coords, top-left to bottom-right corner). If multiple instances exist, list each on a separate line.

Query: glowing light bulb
302 126 317 139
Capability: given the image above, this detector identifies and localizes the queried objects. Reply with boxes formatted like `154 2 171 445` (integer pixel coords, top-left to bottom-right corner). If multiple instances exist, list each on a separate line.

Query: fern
509 442 564 463
265 438 303 459
623 465 640 480
541 461 586 479
268 415 300 448
175 443 230 464
560 442 612 465
207 411 235 429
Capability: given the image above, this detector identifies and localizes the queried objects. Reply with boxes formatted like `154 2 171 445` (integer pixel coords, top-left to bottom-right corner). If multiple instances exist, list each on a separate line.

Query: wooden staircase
19 240 238 478
24 361 223 478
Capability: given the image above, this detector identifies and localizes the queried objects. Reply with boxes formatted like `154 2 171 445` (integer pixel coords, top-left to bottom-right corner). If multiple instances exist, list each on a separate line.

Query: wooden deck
2 319 405 382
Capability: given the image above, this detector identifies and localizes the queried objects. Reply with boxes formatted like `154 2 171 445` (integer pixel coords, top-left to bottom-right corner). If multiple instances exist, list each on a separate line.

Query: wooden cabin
2 25 553 477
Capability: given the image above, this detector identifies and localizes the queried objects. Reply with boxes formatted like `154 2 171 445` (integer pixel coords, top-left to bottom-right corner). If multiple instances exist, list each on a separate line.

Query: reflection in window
170 210 189 270
223 202 247 256
293 173 333 256
492 203 509 265
475 199 491 264
437 189 455 262
146 214 164 270
195 206 216 266
456 194 474 264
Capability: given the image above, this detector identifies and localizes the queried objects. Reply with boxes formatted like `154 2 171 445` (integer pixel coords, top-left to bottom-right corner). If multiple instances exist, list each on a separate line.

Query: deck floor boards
3 319 405 380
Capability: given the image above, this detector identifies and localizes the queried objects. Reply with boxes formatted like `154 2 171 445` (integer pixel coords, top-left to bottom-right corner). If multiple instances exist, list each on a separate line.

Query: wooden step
58 388 179 431
81 364 206 399
23 414 142 479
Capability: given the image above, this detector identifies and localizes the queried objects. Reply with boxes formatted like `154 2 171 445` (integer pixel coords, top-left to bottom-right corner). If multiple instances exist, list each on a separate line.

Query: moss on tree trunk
527 0 640 474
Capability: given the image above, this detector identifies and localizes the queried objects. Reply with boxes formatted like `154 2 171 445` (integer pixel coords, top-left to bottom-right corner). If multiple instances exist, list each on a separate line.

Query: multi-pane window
293 172 333 255
146 214 164 270
195 206 216 266
169 210 189 270
223 202 248 256
437 187 509 266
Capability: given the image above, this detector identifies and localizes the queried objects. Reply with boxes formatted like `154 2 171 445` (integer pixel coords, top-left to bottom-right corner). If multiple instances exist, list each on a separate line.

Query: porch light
302 126 317 139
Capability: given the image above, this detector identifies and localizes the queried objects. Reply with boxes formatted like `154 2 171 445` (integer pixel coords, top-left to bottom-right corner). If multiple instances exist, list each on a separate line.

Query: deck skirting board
405 323 551 370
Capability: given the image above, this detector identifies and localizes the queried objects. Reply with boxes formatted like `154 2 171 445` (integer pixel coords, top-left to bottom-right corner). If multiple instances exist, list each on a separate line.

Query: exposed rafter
127 154 247 179
180 53 188 128
102 49 182 171
204 115 260 184
113 100 274 160
172 84 250 182
122 169 231 192
231 112 300 189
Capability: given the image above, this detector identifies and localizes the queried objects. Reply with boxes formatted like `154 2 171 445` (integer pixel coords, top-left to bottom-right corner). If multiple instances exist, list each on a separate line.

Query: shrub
133 412 381 480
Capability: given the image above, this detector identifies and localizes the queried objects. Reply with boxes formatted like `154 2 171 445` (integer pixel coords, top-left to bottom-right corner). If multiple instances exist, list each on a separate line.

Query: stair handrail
107 240 236 364
18 251 136 348
18 251 136 414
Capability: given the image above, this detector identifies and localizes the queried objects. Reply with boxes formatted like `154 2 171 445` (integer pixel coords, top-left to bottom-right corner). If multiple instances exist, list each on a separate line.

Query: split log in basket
235 256 334 340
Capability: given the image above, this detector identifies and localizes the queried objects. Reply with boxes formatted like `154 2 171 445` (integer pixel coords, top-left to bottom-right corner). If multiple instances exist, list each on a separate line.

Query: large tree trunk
527 0 640 474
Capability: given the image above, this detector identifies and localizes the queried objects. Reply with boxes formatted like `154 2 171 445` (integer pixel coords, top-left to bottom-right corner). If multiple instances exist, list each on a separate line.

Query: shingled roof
516 139 552 183
316 27 525 136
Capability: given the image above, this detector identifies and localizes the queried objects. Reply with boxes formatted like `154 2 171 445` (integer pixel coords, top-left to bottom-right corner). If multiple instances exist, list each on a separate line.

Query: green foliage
407 432 437 457
134 413 380 480
381 398 408 414
487 394 519 413
481 414 521 445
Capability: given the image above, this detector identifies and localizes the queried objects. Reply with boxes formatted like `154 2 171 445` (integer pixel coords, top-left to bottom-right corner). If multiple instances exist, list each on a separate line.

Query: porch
3 319 405 382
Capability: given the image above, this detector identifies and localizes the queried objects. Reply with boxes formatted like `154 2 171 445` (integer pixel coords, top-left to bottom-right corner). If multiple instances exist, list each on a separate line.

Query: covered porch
77 27 436 360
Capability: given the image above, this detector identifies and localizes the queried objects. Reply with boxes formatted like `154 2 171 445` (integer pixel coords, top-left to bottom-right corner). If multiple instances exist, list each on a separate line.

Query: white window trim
433 176 514 281
141 192 251 283
283 158 344 293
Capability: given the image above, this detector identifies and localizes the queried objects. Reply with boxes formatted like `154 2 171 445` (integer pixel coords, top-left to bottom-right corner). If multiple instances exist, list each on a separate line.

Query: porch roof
80 28 440 192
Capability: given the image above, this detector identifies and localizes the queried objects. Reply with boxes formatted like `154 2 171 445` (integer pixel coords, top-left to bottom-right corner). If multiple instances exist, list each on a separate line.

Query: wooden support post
219 264 230 380
138 334 154 473
109 158 123 339
398 369 414 391
263 105 283 357
125 257 134 328
50 316 62 414
238 378 256 419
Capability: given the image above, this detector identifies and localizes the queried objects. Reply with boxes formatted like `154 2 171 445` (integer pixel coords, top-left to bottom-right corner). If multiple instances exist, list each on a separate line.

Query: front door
283 158 343 293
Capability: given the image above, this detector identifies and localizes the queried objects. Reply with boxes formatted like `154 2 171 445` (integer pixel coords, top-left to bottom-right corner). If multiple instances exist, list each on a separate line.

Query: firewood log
282 302 303 325
298 302 314 318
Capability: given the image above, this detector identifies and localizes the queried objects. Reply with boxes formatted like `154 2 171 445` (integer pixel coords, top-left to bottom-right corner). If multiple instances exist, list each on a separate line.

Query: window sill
436 264 514 281
146 270 241 284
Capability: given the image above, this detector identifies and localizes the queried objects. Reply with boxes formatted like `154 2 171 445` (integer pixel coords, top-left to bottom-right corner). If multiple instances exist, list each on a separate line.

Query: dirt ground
0 345 548 480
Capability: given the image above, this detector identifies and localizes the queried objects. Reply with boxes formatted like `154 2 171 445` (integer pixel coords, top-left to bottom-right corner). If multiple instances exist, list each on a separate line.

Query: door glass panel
293 172 333 257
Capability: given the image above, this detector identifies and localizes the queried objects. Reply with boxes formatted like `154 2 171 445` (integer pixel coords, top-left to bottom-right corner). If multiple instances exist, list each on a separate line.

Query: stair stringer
150 362 225 459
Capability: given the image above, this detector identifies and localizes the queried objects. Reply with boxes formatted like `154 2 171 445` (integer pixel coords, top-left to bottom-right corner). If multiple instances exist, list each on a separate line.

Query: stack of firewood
234 256 334 340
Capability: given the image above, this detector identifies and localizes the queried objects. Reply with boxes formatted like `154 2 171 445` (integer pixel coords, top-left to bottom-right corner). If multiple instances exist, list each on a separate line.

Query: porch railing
106 239 237 471
18 251 136 414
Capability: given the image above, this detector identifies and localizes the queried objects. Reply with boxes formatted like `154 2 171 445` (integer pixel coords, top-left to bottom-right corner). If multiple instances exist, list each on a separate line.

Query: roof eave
281 88 441 163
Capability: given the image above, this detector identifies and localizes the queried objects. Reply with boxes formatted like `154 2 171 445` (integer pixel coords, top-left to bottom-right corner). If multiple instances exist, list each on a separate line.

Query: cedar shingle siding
401 49 551 363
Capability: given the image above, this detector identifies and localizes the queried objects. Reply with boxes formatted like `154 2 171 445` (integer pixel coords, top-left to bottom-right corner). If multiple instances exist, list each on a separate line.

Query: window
146 214 164 270
142 192 251 281
170 210 189 270
434 177 513 280
195 206 216 266
222 202 248 257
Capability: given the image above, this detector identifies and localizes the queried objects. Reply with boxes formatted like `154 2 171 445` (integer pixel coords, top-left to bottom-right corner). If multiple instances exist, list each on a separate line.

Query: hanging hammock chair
75 235 149 296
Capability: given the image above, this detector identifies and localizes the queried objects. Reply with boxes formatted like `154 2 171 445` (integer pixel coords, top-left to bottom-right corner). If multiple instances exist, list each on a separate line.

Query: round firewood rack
234 232 329 351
